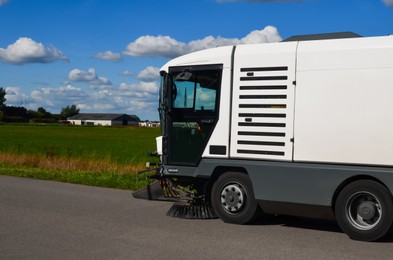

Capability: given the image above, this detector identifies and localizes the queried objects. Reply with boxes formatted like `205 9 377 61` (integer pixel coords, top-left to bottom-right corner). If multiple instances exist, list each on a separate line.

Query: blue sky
0 0 392 120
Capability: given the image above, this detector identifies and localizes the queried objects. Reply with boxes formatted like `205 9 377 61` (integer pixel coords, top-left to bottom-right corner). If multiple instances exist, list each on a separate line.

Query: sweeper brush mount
132 174 217 219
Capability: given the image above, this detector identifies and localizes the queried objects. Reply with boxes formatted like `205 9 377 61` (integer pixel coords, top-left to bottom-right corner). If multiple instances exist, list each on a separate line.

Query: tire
211 172 261 224
335 180 393 241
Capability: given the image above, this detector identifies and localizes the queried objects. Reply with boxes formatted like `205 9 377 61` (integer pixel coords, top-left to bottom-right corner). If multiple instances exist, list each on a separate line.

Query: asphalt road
1 175 392 260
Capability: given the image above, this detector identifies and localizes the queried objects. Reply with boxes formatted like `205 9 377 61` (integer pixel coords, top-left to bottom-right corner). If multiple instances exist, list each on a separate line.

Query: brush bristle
166 202 217 219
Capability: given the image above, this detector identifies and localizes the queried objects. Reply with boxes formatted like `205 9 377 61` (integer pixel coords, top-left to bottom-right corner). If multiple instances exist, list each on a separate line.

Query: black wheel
211 172 261 224
335 180 393 241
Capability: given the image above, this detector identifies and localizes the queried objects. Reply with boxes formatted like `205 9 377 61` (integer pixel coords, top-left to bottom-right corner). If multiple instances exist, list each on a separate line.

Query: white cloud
94 51 122 62
31 85 87 102
124 35 187 58
119 81 158 96
0 37 68 64
383 0 393 6
94 77 112 86
4 87 28 106
69 68 97 82
121 70 134 77
137 66 160 82
21 85 87 111
123 26 281 58
242 26 282 43
68 68 112 86
0 0 8 6
74 81 159 117
77 102 116 112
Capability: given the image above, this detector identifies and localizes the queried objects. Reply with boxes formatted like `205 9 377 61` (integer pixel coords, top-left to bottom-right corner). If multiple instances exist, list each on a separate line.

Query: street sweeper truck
141 32 393 241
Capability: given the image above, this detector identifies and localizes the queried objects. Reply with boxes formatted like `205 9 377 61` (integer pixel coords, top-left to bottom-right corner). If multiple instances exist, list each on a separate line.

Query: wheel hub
220 183 245 213
357 201 376 220
346 191 382 230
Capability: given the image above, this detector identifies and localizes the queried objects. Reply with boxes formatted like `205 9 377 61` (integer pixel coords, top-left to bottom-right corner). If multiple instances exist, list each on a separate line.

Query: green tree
0 87 6 107
37 107 47 114
37 107 52 118
60 105 80 119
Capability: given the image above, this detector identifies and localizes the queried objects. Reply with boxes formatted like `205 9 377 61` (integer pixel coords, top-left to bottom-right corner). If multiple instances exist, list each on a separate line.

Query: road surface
0 175 392 259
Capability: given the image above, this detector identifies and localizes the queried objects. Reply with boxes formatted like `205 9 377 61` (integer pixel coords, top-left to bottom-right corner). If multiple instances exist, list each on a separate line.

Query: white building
138 121 160 127
68 113 140 126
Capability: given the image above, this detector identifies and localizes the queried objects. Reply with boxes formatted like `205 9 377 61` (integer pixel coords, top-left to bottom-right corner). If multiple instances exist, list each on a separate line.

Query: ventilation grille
234 66 290 158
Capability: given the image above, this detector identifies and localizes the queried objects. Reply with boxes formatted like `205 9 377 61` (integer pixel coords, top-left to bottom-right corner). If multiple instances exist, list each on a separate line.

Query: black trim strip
240 85 287 90
238 131 286 137
169 64 224 72
238 122 286 127
238 140 285 146
239 113 286 118
239 104 287 109
237 149 285 156
240 76 288 81
239 95 287 99
228 46 237 158
240 67 288 72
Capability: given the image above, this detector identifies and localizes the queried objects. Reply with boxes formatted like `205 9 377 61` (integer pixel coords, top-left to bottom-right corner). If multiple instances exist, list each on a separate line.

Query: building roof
68 113 140 121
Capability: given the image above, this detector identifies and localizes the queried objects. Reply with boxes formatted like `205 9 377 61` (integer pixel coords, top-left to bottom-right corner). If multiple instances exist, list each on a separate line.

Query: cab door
167 65 222 166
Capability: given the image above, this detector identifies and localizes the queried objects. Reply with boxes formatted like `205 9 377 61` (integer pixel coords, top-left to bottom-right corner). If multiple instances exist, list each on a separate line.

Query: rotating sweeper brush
166 200 217 219
162 179 216 219
132 171 217 219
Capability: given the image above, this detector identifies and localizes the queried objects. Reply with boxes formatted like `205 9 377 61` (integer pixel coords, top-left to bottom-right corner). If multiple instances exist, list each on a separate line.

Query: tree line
0 87 79 123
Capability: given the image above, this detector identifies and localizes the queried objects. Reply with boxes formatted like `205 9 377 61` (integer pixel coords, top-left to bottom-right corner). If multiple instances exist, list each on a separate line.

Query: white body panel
294 36 393 166
230 42 297 161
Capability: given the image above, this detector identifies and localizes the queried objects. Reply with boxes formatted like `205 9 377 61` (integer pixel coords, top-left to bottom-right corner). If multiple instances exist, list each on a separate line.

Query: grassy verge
0 125 160 190
0 152 152 190
0 165 151 190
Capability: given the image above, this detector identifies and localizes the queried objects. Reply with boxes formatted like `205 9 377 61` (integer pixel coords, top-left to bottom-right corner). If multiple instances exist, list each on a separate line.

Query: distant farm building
138 121 160 127
68 113 140 126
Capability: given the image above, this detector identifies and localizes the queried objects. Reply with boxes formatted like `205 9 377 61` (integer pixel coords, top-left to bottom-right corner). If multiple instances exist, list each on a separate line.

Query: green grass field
0 124 161 190
0 124 160 165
